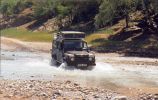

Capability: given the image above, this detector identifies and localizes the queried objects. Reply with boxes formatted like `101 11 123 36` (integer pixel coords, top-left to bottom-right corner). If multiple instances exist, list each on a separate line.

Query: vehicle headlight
70 57 74 61
89 57 93 61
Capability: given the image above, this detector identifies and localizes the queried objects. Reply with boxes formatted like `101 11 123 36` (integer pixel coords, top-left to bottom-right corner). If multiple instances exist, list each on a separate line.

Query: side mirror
88 47 93 51
82 47 91 52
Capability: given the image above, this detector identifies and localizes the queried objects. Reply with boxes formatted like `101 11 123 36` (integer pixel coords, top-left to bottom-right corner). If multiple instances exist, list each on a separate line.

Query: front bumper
65 58 96 68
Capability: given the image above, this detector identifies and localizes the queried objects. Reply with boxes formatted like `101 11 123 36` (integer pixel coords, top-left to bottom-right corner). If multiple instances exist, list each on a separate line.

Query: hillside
1 1 158 99
0 0 158 57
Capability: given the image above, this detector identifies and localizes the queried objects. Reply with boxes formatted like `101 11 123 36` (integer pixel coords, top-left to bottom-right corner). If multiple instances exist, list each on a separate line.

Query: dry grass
1 28 53 42
85 34 109 43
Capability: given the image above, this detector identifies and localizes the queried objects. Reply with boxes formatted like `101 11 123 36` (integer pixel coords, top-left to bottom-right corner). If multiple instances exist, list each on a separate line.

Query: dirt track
1 37 158 100
1 37 51 52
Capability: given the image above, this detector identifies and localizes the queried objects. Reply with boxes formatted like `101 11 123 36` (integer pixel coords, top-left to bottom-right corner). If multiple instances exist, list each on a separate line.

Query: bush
33 0 59 18
95 0 141 28
0 0 31 17
150 0 158 13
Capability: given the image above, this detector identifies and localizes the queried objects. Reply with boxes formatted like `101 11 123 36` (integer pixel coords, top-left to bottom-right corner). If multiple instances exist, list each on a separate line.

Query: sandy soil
1 37 51 52
0 37 158 100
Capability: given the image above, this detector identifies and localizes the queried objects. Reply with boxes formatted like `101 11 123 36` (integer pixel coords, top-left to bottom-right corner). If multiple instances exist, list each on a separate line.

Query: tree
60 0 99 24
141 0 158 33
33 0 59 18
151 0 158 13
95 0 141 28
0 0 30 18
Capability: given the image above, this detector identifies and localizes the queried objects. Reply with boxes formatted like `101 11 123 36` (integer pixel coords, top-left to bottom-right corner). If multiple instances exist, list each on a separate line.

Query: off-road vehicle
51 31 96 69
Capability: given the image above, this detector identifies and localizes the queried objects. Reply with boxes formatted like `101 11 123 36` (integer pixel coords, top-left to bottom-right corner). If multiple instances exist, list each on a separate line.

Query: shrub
0 0 31 17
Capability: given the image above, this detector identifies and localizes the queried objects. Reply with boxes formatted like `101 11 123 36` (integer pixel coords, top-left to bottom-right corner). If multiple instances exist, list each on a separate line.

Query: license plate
77 64 87 67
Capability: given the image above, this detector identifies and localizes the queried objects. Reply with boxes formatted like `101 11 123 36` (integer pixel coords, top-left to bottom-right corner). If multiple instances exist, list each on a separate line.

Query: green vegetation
0 0 99 27
86 34 106 43
1 27 112 44
95 0 141 28
1 28 52 42
33 0 59 18
1 0 158 30
0 0 158 56
1 27 110 44
96 28 114 34
85 28 115 45
0 0 32 16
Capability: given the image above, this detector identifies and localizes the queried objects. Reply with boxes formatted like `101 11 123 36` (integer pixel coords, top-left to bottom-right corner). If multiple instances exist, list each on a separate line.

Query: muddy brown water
1 50 158 91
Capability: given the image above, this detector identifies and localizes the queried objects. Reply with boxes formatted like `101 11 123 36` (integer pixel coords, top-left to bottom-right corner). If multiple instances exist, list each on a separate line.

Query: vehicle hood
65 51 94 56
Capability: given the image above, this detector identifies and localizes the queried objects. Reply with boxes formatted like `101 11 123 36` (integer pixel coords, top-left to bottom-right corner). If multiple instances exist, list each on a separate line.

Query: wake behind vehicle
51 31 96 69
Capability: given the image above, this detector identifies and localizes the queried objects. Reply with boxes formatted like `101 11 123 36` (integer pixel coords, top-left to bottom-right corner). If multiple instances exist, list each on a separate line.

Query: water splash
1 50 158 88
54 62 116 78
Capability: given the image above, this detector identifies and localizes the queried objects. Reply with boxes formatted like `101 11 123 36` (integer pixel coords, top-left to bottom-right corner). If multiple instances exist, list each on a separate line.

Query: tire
87 65 94 70
59 62 68 69
50 58 60 67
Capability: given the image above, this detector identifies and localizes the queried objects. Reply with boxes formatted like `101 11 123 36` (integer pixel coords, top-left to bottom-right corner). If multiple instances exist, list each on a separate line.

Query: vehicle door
57 42 63 63
52 40 57 59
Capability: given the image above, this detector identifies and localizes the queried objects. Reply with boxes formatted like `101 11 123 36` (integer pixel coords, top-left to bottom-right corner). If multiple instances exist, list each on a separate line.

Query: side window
83 42 87 48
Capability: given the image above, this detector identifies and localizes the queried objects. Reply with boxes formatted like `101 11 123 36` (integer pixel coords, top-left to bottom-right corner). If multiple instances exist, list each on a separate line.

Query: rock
0 90 3 94
35 16 71 32
74 83 79 86
41 92 48 97
37 18 60 32
8 85 13 88
112 96 127 100
65 80 71 84
93 94 100 98
53 90 61 96
154 94 158 99
29 84 33 88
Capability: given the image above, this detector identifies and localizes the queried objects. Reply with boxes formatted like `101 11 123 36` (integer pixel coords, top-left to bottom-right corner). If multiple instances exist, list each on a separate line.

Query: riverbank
1 37 158 100
1 37 51 53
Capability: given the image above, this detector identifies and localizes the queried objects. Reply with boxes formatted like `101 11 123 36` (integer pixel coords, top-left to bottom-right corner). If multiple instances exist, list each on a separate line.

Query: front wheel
50 58 60 66
87 65 95 70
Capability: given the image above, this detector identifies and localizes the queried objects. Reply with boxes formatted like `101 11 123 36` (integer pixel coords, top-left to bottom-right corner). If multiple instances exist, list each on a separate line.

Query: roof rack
54 31 85 39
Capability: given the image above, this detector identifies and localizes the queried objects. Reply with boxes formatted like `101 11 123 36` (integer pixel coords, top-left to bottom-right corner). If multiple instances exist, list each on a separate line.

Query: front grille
75 55 89 62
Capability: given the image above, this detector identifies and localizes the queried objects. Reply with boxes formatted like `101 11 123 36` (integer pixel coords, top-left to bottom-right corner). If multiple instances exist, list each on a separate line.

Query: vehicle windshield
63 40 87 51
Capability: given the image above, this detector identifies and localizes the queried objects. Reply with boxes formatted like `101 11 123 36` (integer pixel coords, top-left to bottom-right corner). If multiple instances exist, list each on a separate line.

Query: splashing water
56 63 115 77
1 50 115 79
1 50 158 88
